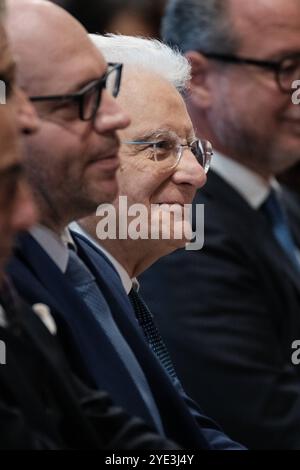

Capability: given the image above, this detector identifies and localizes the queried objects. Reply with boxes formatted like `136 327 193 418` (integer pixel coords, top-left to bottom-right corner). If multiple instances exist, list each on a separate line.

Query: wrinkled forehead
119 67 194 140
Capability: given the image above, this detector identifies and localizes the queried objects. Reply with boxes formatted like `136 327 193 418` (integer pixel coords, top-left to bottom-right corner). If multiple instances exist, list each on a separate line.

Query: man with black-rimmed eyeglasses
141 0 300 450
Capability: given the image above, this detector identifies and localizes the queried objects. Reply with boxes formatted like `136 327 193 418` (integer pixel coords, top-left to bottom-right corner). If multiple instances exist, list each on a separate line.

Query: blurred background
52 0 167 38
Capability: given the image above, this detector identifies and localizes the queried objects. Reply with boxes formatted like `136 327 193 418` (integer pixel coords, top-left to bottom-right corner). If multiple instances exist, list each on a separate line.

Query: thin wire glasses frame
29 62 123 121
124 137 213 173
202 52 300 93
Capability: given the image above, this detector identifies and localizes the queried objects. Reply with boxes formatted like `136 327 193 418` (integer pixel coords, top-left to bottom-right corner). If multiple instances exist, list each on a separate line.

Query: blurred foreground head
0 0 38 281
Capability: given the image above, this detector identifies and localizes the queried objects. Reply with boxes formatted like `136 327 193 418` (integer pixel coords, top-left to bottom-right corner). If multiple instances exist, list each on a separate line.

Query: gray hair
162 0 239 55
89 33 191 92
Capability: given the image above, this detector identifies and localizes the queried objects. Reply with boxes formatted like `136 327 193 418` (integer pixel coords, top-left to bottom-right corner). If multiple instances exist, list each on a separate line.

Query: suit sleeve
0 400 61 449
70 373 180 450
174 382 245 450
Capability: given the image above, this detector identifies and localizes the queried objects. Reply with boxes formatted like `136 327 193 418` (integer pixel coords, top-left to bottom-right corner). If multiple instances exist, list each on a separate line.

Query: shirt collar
30 224 72 273
210 151 278 209
69 221 138 294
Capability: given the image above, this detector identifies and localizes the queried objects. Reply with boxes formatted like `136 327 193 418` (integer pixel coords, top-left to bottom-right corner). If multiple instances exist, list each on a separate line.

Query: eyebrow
30 75 101 101
132 128 196 143
67 65 109 95
131 129 168 142
67 76 99 95
267 49 300 62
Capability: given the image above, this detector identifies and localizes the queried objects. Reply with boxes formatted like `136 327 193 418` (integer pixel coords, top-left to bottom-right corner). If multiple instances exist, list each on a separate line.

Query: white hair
89 33 191 93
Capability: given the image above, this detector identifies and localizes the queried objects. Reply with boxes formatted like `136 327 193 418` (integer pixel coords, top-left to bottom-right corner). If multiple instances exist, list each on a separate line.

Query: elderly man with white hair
76 34 209 279
71 34 243 450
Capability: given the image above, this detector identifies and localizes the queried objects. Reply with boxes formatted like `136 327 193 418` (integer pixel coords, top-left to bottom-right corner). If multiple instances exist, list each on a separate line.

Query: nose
11 180 38 234
13 86 40 135
172 148 207 190
93 90 131 134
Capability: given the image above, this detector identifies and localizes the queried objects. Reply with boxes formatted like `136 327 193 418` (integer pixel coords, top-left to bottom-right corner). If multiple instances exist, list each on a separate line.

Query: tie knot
260 189 286 225
128 288 154 319
260 189 300 272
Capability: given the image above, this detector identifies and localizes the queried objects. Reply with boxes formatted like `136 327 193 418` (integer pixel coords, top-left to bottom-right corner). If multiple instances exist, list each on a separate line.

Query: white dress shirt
210 151 278 208
210 152 300 263
30 224 73 273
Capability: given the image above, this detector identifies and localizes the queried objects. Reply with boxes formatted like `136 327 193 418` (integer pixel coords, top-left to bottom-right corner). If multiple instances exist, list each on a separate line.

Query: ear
185 51 213 109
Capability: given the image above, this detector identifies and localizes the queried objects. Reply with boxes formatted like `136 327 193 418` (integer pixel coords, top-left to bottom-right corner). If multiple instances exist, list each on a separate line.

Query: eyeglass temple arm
203 52 280 70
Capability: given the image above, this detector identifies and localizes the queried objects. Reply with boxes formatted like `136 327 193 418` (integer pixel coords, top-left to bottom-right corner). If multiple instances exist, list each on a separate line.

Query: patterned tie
128 287 178 381
260 189 300 272
65 249 164 434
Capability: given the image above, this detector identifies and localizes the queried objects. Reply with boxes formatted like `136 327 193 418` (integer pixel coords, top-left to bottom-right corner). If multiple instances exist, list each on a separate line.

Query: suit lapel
8 233 157 427
257 215 300 293
1 304 103 449
0 322 62 442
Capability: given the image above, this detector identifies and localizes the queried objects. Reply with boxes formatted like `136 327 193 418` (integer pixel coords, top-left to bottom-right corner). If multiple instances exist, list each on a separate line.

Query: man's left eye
154 140 173 151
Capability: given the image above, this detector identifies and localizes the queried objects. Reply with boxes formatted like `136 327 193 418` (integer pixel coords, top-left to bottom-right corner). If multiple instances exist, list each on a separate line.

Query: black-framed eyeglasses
202 52 300 93
124 131 213 173
29 62 123 121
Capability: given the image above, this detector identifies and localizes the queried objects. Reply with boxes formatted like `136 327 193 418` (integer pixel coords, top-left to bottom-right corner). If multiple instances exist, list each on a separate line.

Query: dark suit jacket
0 297 177 449
281 186 300 248
7 230 242 449
140 170 300 449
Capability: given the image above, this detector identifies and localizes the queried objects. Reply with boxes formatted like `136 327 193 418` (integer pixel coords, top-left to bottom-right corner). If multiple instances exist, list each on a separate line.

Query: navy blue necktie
65 249 164 434
260 189 300 272
128 287 179 382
